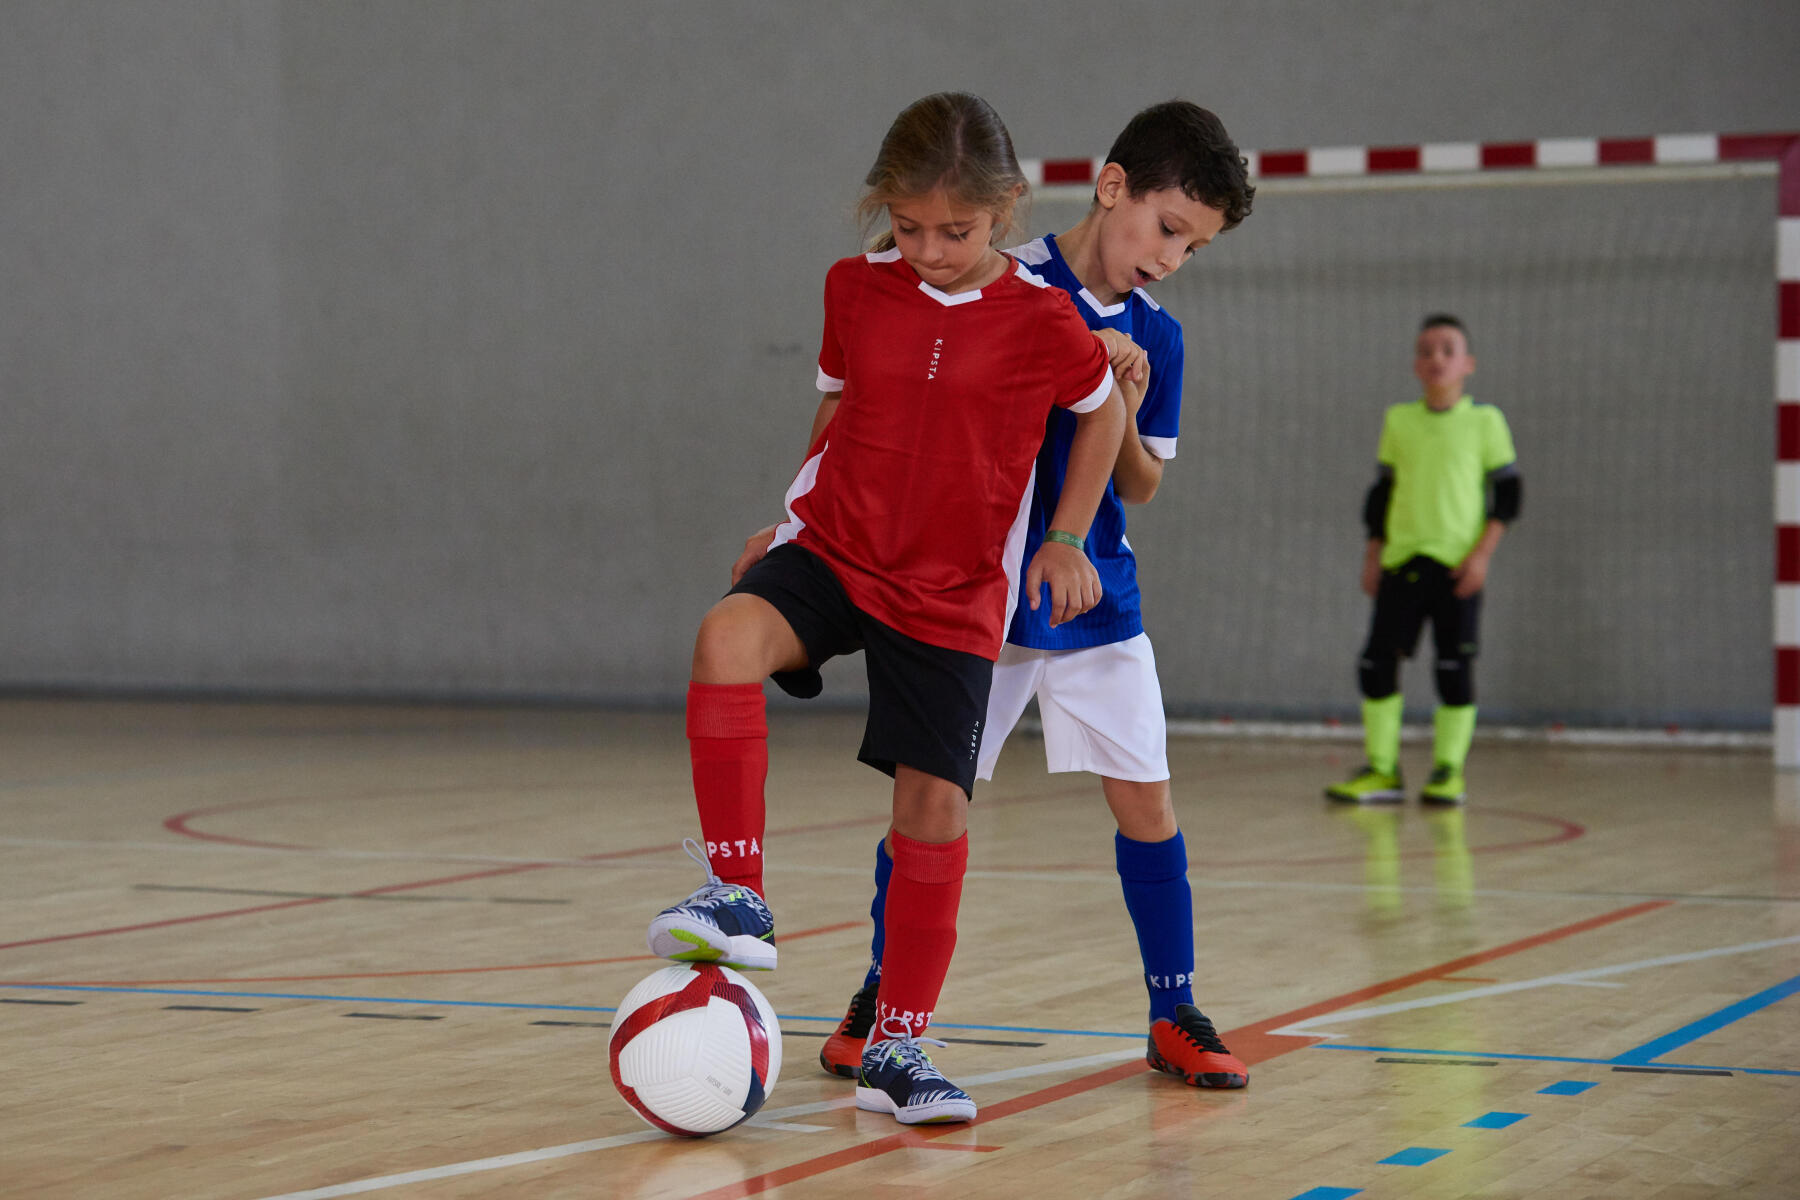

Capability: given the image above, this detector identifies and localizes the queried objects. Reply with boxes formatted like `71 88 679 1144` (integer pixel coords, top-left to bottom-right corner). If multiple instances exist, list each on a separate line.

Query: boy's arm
1451 520 1505 597
1026 385 1128 626
1360 466 1392 596
1452 464 1521 597
730 391 840 585
1110 365 1165 504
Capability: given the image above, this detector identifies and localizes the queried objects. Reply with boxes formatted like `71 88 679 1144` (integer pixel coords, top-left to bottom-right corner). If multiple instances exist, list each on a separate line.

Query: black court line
135 883 568 905
1611 1065 1733 1077
344 1012 445 1021
1 997 82 1006
164 1004 259 1013
1377 1056 1499 1067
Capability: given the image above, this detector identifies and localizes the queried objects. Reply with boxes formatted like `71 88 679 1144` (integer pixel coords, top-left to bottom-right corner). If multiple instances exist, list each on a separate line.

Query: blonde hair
856 92 1029 252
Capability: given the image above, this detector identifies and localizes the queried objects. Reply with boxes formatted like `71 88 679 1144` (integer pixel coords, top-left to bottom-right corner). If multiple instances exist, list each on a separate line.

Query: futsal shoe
1147 1004 1249 1088
855 1018 977 1124
1324 764 1405 804
1420 764 1467 806
819 980 880 1078
645 838 777 971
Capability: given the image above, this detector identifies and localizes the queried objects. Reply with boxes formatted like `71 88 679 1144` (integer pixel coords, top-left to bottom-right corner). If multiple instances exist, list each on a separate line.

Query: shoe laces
873 1016 950 1081
1428 765 1457 785
841 982 879 1037
1169 1008 1229 1055
674 836 738 906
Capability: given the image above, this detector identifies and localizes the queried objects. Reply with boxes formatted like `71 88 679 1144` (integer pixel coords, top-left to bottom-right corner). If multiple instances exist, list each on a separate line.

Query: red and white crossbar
1028 131 1800 763
1021 132 1797 184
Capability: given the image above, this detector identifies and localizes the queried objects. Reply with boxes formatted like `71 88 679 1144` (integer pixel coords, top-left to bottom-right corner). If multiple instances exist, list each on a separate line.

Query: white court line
1268 933 1800 1037
247 1047 1144 1200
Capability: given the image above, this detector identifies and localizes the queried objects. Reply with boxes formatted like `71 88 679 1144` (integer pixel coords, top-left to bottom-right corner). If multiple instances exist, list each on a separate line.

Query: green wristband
1044 529 1085 552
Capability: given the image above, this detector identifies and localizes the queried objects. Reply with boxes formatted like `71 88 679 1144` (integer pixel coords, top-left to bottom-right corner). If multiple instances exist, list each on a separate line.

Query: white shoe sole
1325 788 1405 804
645 913 777 970
854 1085 976 1124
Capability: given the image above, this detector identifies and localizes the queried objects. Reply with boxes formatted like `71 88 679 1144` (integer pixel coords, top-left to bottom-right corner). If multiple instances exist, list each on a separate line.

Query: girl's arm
1025 384 1127 626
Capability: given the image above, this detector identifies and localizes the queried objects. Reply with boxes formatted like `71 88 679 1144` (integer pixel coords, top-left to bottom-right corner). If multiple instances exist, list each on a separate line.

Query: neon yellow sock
1433 704 1477 771
1362 694 1403 776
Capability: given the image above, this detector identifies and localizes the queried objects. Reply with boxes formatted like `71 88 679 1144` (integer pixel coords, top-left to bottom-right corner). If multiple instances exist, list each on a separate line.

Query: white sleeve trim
1066 364 1115 414
1141 434 1177 460
817 366 845 392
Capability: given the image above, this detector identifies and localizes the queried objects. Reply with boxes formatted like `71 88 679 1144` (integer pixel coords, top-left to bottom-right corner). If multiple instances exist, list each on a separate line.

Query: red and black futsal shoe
1147 1004 1249 1088
819 980 880 1078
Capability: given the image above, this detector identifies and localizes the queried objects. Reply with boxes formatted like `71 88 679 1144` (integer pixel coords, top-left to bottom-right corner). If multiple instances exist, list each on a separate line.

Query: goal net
1029 159 1777 732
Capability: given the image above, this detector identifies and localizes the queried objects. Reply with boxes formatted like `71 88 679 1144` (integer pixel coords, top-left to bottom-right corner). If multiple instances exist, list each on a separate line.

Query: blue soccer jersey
1005 234 1185 650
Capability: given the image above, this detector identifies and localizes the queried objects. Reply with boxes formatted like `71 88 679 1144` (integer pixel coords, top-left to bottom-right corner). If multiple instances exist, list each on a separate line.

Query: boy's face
1413 325 1476 395
887 187 1008 294
1092 168 1226 298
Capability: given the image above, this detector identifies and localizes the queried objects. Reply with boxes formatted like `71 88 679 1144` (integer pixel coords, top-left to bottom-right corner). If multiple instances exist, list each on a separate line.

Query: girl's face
887 187 1008 294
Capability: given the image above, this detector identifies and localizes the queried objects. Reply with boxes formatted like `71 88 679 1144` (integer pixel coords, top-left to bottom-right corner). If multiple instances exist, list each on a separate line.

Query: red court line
682 898 1673 1200
979 805 1585 872
2 787 1090 956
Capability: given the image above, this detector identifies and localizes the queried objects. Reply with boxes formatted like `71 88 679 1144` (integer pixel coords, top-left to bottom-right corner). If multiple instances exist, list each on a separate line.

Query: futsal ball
609 963 782 1136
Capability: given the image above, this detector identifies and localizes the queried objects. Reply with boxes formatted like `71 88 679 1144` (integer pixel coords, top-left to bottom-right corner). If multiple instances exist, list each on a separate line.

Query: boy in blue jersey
810 101 1258 1088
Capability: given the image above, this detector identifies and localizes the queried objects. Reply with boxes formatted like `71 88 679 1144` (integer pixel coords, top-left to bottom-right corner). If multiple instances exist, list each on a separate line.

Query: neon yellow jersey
1376 395 1516 570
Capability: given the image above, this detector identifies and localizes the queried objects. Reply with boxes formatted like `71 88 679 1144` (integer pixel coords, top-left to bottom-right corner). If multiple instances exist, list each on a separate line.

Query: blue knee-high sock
861 834 893 991
1115 830 1194 1025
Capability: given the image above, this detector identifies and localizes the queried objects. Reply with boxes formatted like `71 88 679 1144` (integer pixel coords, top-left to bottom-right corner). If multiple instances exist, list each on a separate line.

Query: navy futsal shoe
645 837 777 971
855 1017 977 1124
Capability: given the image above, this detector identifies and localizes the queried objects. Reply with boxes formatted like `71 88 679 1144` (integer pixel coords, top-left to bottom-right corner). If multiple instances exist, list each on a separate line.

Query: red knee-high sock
686 681 767 896
875 830 967 1039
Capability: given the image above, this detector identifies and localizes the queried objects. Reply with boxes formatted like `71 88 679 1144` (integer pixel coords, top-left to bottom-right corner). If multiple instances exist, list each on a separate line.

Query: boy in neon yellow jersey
1327 314 1520 805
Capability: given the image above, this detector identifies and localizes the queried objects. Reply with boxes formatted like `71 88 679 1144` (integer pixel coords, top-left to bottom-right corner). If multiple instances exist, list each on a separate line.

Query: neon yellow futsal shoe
1420 764 1467 806
1324 764 1405 804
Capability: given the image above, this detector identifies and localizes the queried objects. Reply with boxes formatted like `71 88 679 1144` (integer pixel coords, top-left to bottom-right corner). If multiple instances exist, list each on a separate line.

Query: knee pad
1434 657 1474 706
1358 655 1398 699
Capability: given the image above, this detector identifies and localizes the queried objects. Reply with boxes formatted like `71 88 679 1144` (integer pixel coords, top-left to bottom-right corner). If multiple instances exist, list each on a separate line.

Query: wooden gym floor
1 697 1796 1199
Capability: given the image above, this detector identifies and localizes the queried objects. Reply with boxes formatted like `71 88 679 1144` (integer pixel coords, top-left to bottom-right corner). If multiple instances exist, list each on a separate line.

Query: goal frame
1021 131 1800 763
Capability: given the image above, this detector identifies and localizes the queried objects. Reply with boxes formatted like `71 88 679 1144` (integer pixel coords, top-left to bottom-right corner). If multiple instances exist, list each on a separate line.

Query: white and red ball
608 963 782 1136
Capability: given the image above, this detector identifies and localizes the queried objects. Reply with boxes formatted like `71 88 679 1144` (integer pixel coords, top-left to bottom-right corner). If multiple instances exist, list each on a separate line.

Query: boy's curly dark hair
1105 100 1254 231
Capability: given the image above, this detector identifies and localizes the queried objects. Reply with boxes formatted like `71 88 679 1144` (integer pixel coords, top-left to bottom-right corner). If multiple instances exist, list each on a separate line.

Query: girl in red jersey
647 92 1125 1125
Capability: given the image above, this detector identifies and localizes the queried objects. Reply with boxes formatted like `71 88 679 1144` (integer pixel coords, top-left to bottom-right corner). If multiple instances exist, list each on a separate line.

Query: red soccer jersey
771 249 1113 659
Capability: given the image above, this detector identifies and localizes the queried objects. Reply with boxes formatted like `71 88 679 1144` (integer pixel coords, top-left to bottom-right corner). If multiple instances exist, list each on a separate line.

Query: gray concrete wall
3 0 1796 723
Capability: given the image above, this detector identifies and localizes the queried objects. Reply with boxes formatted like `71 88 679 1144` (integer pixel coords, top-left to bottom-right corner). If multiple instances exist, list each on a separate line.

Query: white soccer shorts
976 632 1170 783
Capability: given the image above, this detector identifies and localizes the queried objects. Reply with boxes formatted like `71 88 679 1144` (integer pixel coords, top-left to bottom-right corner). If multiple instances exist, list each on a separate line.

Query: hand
1093 328 1148 386
1451 551 1489 597
1024 540 1102 627
1361 543 1383 597
730 524 780 586
1118 364 1149 424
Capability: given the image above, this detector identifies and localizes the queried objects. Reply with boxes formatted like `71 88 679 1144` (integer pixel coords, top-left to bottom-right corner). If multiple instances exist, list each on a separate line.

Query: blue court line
1538 1080 1598 1095
1316 1043 1800 1078
1610 970 1800 1065
1288 1189 1361 1200
1463 1111 1528 1129
0 983 1141 1037
1379 1147 1451 1166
